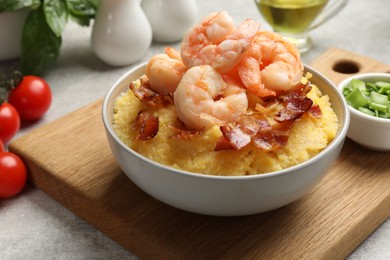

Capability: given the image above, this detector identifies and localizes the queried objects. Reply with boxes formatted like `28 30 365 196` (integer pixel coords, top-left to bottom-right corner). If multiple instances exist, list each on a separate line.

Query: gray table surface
1 0 389 259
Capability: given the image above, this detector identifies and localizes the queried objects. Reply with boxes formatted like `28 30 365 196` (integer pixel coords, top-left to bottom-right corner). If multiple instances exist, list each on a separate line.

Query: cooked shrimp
165 46 182 61
174 65 248 130
180 11 260 73
238 30 303 97
145 47 187 94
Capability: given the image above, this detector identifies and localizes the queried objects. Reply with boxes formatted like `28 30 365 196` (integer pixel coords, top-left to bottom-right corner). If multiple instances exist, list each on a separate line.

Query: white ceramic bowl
102 64 350 216
337 73 390 151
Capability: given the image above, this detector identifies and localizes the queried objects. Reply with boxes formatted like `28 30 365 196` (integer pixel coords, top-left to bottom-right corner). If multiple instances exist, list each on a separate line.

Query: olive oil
255 0 328 34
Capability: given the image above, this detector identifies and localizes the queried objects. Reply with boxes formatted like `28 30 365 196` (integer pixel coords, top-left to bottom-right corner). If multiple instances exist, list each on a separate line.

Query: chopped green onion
342 78 390 118
345 88 369 109
379 112 390 119
370 91 388 104
358 107 375 116
369 102 387 112
366 82 377 90
350 79 367 91
376 81 390 88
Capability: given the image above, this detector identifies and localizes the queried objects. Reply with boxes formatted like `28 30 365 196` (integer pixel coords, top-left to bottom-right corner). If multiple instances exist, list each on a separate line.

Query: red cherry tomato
0 152 27 199
0 139 4 152
8 75 52 121
0 102 21 144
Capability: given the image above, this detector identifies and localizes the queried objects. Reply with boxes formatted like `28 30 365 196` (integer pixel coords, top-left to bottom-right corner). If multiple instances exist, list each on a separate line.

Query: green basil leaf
66 0 97 16
87 0 99 10
66 0 99 26
0 0 41 12
43 0 68 37
69 13 91 26
21 6 61 76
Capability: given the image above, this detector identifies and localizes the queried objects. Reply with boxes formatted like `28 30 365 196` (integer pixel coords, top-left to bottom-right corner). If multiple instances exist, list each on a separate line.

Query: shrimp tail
165 47 182 61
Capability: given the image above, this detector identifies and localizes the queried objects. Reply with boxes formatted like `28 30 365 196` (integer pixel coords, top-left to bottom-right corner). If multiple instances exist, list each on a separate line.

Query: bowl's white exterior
338 73 390 151
102 64 350 216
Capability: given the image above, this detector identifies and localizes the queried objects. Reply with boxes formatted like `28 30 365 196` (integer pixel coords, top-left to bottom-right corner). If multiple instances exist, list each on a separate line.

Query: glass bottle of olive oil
255 0 328 34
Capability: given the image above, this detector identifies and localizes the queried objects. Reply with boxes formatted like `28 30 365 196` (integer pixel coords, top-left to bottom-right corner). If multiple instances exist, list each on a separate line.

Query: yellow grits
112 83 339 176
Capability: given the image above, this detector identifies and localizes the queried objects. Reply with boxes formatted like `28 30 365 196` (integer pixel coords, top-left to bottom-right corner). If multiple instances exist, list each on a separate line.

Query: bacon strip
217 116 276 151
216 82 315 152
252 131 278 151
215 136 235 151
309 104 322 119
219 119 293 152
134 110 159 140
275 83 313 122
269 121 294 148
129 75 173 106
220 125 251 150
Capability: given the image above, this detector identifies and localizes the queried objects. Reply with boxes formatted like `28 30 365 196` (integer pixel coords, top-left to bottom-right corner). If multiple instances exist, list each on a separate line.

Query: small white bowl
102 64 349 216
338 73 390 151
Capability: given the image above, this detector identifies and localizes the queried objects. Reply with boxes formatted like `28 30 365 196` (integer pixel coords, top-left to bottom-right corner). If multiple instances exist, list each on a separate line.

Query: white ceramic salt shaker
91 0 152 66
141 0 198 43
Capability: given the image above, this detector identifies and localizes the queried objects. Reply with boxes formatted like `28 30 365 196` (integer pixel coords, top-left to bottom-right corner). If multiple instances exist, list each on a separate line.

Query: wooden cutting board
9 48 390 259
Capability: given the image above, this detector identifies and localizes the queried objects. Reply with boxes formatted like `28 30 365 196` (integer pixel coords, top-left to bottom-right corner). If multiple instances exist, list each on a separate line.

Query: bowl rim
338 72 390 124
102 63 350 181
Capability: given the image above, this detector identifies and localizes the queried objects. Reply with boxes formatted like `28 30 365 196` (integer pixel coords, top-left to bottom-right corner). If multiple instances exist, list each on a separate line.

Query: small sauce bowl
338 73 390 151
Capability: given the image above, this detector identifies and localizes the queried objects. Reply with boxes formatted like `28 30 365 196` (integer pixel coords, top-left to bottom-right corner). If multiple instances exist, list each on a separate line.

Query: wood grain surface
9 48 390 259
